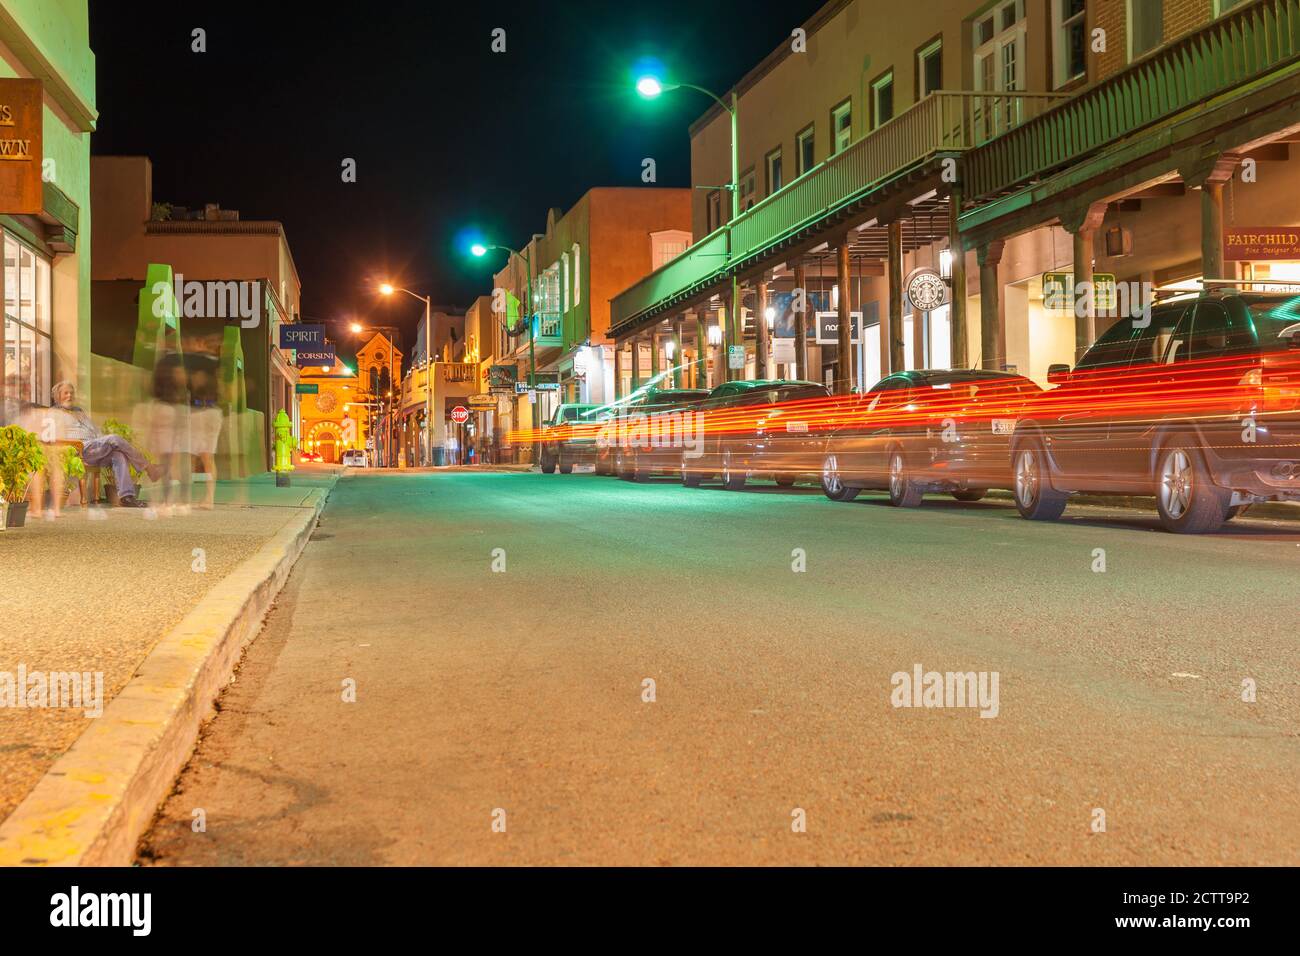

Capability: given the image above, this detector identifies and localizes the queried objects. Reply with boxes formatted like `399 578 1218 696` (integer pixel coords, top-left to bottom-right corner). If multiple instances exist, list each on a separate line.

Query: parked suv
1011 290 1300 532
538 403 602 474
682 380 832 489
341 449 368 467
820 369 1041 505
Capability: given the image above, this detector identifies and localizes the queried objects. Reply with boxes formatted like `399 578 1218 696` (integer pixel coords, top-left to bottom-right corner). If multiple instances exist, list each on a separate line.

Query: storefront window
1 232 52 423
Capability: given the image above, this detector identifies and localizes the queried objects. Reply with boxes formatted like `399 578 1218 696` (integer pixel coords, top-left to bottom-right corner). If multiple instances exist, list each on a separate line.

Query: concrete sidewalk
0 467 338 832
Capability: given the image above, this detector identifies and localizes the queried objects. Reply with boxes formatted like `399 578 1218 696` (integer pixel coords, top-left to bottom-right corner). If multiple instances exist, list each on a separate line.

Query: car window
1075 318 1145 371
1244 296 1300 345
1128 304 1189 366
1188 300 1257 359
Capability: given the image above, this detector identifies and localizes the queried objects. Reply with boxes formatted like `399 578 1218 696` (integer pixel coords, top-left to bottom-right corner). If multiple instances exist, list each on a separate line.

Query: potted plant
0 425 47 529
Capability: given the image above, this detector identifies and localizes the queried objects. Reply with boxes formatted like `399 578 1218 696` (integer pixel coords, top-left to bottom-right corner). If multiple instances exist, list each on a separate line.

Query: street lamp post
637 74 740 383
378 284 433 466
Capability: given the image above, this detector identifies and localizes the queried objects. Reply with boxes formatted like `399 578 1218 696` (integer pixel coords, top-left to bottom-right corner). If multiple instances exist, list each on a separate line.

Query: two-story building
611 0 1299 391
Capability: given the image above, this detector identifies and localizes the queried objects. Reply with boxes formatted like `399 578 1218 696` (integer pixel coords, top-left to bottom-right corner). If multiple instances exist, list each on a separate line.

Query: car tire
540 451 556 475
887 449 923 508
821 453 860 502
721 448 746 491
952 489 988 502
1012 441 1067 521
774 475 796 488
632 452 650 482
681 456 703 487
1155 436 1230 534
558 454 573 475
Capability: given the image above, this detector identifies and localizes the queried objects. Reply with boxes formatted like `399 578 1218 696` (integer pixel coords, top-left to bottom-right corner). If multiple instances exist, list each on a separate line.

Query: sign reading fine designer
1224 227 1300 261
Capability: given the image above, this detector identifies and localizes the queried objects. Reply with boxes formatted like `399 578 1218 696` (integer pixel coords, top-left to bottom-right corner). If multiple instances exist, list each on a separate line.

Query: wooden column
650 328 661 385
756 276 771 381
836 238 853 394
948 188 968 369
1064 201 1108 363
1179 152 1239 289
888 220 905 374
793 262 809 381
722 285 735 382
613 343 624 400
672 319 683 388
977 240 1004 371
631 334 641 391
695 312 708 388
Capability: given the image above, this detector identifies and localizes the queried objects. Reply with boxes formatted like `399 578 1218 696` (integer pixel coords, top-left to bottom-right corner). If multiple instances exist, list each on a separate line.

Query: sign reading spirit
0 78 42 215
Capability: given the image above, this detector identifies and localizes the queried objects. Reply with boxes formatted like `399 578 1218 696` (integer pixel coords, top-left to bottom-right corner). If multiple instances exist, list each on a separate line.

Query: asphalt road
138 470 1300 865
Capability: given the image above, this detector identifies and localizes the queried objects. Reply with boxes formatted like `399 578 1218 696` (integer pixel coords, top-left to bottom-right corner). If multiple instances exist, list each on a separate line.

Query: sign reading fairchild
0 78 43 215
1224 227 1300 261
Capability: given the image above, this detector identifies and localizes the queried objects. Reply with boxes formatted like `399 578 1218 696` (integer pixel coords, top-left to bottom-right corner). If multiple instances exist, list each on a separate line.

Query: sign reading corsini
1224 227 1300 261
0 78 42 215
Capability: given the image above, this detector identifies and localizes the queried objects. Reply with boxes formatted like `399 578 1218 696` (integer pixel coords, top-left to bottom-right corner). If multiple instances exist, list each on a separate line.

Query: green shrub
0 426 47 503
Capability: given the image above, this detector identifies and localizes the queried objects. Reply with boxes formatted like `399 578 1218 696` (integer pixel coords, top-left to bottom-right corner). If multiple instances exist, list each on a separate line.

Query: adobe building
0 0 94 426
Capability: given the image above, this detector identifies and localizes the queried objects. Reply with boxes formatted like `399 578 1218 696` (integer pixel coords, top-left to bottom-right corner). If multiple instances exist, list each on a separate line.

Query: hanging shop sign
814 312 864 345
1224 227 1300 261
905 268 948 312
279 323 325 350
295 344 335 367
0 79 42 215
488 364 519 390
466 394 497 409
1042 272 1118 311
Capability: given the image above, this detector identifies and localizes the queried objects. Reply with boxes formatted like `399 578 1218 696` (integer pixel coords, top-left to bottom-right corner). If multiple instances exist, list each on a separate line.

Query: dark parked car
612 388 712 481
681 380 832 489
538 403 602 473
819 369 1041 505
1010 289 1300 532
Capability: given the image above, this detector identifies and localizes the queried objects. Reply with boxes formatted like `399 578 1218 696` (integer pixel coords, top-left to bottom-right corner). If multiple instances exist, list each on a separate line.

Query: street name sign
295 383 319 394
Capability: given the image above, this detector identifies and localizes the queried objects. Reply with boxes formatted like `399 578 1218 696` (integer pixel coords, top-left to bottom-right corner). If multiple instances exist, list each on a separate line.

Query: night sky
88 0 825 342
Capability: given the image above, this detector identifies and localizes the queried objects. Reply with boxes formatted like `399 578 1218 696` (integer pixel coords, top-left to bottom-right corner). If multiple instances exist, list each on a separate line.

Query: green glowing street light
635 70 741 380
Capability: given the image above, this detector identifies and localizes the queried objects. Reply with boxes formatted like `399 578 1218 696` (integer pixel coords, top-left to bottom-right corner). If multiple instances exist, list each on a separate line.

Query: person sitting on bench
50 381 163 508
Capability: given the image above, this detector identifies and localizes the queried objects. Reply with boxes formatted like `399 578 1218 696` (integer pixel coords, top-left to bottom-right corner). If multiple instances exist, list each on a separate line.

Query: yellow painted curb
0 481 335 866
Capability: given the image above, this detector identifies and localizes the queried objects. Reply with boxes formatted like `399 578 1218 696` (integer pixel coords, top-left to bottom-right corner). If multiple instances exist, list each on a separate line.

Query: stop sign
450 405 470 424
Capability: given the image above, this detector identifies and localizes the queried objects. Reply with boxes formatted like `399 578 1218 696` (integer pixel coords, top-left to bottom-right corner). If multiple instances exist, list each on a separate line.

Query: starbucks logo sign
906 268 948 312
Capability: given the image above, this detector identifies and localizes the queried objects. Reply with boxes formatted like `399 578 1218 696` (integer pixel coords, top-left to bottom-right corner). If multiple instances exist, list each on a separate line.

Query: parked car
538 403 602 474
299 450 321 462
341 449 368 467
681 380 832 489
820 369 1041 505
613 388 712 481
1010 289 1300 532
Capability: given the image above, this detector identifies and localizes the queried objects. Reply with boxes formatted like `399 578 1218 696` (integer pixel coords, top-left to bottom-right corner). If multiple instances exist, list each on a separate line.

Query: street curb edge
0 479 336 867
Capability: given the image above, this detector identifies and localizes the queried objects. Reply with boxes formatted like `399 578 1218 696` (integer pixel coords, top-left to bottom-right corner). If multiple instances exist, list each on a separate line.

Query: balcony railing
965 0 1300 199
610 90 1065 333
441 362 477 383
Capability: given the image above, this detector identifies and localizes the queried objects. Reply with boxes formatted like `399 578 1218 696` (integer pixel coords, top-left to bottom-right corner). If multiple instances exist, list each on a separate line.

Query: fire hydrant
273 409 296 487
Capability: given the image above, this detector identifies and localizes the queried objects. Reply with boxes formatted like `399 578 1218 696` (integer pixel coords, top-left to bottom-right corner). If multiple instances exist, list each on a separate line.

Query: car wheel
887 450 923 508
632 452 650 482
1013 442 1067 521
1155 437 1230 534
558 453 573 475
821 453 860 502
721 448 746 490
540 450 556 475
681 456 703 487
615 448 634 481
952 488 988 502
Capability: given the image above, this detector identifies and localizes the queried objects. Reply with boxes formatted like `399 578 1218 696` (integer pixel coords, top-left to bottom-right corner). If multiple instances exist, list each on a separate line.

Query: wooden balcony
965 0 1300 200
609 90 1065 336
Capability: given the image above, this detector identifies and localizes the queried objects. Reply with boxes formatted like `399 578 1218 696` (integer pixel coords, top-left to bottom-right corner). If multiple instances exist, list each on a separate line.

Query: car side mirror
1047 363 1072 384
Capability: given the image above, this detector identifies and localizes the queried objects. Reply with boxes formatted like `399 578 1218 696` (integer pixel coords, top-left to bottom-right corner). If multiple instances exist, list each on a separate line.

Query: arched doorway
306 422 344 463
